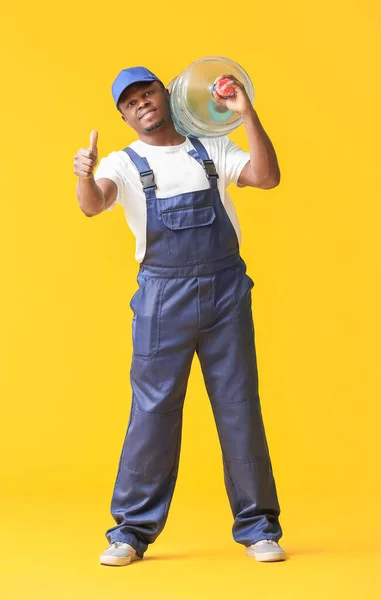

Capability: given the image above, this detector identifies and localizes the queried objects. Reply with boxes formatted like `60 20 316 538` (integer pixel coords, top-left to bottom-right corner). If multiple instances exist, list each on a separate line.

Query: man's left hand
212 74 253 116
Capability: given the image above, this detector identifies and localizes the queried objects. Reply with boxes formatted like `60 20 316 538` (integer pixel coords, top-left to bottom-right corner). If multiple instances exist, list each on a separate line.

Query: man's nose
138 98 150 109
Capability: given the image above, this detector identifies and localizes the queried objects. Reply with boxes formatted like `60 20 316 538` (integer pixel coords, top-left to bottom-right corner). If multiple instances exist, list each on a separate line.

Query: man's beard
144 117 165 133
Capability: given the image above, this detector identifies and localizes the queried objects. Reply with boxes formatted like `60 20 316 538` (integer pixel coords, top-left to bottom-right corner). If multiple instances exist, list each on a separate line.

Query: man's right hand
74 130 98 180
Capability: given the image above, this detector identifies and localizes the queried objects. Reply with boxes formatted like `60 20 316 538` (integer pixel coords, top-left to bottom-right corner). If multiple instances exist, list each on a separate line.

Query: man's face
118 81 171 135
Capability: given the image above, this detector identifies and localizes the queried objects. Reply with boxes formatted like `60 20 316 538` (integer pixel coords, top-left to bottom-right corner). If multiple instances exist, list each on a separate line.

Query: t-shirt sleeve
221 136 250 186
94 152 127 211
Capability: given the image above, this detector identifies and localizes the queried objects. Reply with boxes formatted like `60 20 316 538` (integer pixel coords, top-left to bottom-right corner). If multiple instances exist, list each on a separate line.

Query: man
74 66 286 566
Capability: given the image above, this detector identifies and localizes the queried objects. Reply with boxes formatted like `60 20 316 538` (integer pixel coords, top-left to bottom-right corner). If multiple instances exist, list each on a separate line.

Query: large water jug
167 56 254 138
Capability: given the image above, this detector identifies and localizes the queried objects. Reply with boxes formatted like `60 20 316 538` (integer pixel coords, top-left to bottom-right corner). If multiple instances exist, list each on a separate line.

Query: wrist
78 174 95 181
239 104 256 118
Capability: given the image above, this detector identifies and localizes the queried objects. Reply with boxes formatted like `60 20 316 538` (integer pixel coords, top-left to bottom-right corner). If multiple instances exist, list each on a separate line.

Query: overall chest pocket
161 204 216 259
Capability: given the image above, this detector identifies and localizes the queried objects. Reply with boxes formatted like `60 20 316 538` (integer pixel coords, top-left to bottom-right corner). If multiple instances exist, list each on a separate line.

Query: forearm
241 106 280 184
76 176 105 216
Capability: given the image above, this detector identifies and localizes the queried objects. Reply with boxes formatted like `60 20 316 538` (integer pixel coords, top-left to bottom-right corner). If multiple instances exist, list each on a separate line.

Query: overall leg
106 274 199 556
197 264 282 547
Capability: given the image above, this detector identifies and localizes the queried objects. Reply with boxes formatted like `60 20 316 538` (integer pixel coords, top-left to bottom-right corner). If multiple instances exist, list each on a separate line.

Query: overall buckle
140 170 157 190
202 160 219 179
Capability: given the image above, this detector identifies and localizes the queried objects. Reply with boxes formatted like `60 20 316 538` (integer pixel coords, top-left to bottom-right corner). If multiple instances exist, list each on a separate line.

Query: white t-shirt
94 135 250 263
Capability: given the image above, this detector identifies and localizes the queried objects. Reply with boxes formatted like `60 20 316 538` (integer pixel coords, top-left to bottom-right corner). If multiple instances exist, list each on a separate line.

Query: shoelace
255 540 279 547
111 542 129 548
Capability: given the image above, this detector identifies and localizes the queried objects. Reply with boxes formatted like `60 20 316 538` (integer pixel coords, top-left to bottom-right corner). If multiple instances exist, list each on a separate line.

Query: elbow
257 170 281 190
81 207 101 217
265 177 281 189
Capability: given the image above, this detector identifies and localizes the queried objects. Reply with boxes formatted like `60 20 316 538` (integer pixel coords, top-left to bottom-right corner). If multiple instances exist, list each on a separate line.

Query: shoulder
94 149 135 183
194 135 239 162
196 135 235 157
99 149 130 164
100 148 137 171
129 140 143 153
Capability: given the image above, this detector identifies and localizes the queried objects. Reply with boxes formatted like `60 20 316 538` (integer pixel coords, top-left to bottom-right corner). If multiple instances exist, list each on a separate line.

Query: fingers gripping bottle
167 56 254 138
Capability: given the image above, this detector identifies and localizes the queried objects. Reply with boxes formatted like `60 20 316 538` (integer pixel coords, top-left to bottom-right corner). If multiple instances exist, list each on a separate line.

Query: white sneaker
100 542 142 566
246 540 286 562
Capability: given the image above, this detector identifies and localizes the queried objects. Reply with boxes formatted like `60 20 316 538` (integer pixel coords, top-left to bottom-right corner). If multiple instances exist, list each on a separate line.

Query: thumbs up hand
74 130 99 180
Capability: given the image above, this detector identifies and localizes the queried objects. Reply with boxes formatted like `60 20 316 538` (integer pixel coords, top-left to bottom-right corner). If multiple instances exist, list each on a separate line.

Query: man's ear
121 115 130 126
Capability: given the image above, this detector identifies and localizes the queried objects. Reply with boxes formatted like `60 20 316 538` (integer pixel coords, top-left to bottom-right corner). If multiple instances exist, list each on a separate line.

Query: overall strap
187 137 219 190
123 146 157 200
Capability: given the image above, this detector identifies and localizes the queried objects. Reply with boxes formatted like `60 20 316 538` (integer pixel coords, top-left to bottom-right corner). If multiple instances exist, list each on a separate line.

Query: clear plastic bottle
167 56 254 138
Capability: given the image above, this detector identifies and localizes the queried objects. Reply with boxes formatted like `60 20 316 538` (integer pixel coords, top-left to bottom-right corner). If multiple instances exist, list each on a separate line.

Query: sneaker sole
100 554 142 567
245 547 286 562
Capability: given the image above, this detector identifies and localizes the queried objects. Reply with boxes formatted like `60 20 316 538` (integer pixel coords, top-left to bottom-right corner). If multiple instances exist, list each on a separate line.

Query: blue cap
112 66 161 106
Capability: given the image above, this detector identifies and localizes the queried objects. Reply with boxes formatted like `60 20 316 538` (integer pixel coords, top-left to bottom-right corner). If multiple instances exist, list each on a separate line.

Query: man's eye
145 90 153 96
128 101 135 107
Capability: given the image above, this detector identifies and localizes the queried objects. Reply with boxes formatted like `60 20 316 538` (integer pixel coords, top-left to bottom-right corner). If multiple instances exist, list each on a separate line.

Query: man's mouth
140 108 157 121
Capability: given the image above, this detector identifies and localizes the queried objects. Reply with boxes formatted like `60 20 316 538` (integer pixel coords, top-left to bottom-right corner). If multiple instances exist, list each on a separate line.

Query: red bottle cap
214 77 235 98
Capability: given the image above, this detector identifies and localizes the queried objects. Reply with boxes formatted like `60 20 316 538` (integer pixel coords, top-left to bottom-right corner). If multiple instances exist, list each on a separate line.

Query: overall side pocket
233 268 256 347
130 276 165 360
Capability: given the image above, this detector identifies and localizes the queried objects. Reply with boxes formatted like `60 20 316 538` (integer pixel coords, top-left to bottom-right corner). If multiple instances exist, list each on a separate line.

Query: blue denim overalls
106 138 282 556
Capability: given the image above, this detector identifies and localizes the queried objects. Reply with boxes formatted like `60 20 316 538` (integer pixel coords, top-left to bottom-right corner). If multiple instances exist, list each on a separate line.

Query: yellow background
1 0 381 598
